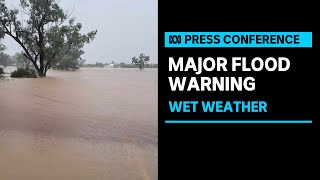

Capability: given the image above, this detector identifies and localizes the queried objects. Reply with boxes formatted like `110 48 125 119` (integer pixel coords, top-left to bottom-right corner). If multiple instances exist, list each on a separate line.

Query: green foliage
0 67 4 74
50 18 97 70
0 0 97 77
0 53 9 66
113 63 158 68
95 62 105 68
81 62 158 68
8 52 31 68
132 53 150 70
0 53 12 67
0 44 11 67
10 68 37 78
80 62 104 68
54 56 80 70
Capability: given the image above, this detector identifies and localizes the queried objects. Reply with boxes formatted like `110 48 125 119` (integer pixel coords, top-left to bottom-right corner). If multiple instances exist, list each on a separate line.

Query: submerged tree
132 53 150 70
0 0 97 77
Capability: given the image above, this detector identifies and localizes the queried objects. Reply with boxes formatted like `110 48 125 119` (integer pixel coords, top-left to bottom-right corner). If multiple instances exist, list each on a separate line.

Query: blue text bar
164 32 312 48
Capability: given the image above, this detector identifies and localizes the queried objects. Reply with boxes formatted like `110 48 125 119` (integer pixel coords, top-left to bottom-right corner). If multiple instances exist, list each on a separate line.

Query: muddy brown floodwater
0 68 158 180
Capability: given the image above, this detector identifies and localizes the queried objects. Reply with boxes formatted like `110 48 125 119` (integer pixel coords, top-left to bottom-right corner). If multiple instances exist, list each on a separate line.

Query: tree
95 62 104 68
14 52 31 68
132 53 150 70
0 0 97 77
0 44 11 67
52 49 85 70
50 18 96 70
0 53 10 67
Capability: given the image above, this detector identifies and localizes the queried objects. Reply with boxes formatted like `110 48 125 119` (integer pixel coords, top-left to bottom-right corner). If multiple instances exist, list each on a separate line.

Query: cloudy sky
2 0 157 64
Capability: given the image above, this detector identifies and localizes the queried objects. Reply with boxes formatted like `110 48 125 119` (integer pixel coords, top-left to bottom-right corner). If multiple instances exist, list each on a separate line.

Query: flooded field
0 68 158 180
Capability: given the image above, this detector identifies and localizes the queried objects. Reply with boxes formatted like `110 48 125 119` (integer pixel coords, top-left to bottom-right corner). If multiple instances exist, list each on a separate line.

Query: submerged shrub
0 67 4 75
11 68 37 78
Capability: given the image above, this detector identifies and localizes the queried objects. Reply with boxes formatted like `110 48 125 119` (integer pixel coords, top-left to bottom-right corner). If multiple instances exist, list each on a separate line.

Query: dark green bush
11 68 37 78
0 67 4 75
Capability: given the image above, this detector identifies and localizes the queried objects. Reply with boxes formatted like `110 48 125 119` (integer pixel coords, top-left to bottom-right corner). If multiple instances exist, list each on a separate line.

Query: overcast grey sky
2 0 157 64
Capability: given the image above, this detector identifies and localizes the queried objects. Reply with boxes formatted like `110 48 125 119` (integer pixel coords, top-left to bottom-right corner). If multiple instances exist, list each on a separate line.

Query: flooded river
0 68 158 180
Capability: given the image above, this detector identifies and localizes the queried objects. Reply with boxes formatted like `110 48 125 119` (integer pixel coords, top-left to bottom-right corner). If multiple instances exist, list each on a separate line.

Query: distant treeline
82 62 158 68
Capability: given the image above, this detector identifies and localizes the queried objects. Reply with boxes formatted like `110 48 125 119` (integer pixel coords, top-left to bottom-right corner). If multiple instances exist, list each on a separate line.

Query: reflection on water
0 68 158 180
